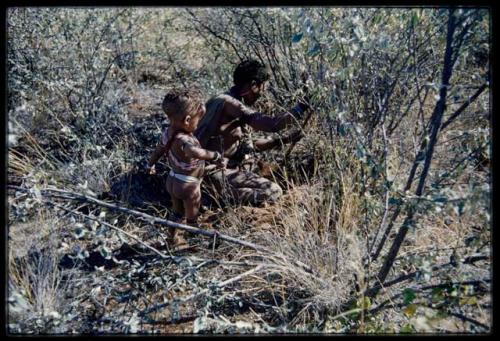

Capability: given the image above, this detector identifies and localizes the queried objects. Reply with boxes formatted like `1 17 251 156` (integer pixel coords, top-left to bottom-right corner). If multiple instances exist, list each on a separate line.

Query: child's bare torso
162 128 205 178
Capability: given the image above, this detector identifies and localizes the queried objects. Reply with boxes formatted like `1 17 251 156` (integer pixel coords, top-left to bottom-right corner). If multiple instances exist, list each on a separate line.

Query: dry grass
8 210 81 334
211 169 365 326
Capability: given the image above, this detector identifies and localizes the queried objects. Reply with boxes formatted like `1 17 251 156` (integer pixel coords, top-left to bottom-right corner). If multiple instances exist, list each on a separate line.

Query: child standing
148 88 224 248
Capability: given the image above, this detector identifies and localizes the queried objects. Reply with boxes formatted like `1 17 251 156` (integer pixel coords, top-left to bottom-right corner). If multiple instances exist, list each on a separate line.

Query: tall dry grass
208 137 366 329
8 211 81 334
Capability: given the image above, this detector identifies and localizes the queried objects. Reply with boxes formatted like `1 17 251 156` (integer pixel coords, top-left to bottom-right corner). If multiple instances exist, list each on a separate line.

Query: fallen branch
419 279 490 291
8 185 267 252
447 311 490 331
8 184 314 274
329 308 363 322
47 200 263 271
141 314 198 326
50 201 176 260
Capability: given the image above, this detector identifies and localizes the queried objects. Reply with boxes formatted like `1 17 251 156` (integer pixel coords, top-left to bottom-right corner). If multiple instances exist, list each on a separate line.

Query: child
148 88 224 248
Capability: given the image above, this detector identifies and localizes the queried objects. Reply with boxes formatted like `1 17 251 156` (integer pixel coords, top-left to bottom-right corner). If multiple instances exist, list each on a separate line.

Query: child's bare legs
166 175 202 246
166 197 188 247
184 190 201 226
166 177 188 247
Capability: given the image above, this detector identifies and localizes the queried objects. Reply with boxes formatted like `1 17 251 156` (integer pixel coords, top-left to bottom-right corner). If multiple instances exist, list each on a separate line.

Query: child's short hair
162 87 204 120
233 60 270 88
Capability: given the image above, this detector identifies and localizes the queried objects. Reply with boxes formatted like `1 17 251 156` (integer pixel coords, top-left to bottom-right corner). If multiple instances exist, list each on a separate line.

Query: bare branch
441 82 489 131
370 9 462 297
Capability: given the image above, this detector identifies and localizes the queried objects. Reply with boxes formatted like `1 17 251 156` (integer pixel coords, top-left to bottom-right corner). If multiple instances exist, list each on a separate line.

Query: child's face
183 104 206 132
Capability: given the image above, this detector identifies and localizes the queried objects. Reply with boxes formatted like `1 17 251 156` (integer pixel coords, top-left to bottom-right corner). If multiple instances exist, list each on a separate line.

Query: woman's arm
223 95 308 133
253 129 304 152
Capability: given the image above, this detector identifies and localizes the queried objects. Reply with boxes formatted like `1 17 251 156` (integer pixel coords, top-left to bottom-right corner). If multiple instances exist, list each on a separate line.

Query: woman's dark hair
233 60 270 88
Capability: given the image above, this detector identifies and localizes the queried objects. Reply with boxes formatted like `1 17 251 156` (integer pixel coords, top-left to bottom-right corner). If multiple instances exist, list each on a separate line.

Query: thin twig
139 264 265 317
48 201 177 261
365 254 489 297
369 278 490 315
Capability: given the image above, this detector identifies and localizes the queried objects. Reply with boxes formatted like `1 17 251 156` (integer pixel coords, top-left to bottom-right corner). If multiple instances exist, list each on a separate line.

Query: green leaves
459 296 478 306
356 144 366 160
411 12 419 27
453 201 465 216
388 197 402 206
403 288 417 305
99 245 113 259
400 323 414 333
338 123 348 136
307 42 321 57
431 195 447 204
292 32 303 43
372 12 382 25
357 296 371 310
403 303 417 317
73 223 86 239
430 287 445 305
353 26 366 43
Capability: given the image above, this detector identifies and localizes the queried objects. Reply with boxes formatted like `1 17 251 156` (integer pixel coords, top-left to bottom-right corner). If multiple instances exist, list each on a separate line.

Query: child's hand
148 164 156 175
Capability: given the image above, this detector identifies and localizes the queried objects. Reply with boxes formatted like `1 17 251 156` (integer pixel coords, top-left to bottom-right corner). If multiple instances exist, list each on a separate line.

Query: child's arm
183 142 221 162
148 144 167 169
180 138 224 168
